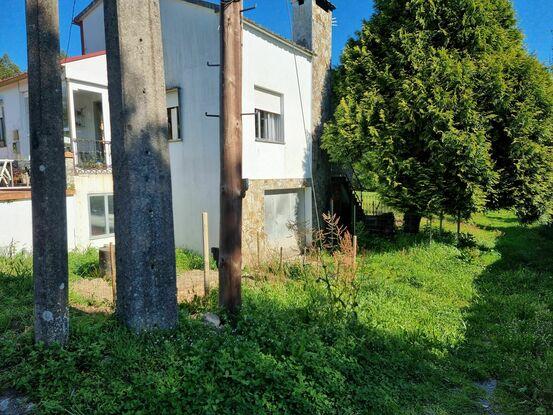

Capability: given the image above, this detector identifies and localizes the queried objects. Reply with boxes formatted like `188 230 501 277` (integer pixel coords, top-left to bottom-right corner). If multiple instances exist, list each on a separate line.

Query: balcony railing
72 139 112 173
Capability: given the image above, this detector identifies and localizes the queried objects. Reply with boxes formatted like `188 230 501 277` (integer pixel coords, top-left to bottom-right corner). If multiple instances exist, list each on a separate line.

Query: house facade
0 0 334 263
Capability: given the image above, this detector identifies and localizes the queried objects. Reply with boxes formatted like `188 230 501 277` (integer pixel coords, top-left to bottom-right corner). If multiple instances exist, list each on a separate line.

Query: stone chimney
293 0 335 223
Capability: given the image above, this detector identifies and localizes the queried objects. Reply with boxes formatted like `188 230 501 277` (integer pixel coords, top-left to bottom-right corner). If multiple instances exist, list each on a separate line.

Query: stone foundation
242 178 311 266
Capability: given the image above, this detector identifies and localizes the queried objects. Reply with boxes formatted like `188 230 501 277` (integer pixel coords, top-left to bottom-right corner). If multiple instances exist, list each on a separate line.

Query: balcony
68 86 112 175
71 138 112 174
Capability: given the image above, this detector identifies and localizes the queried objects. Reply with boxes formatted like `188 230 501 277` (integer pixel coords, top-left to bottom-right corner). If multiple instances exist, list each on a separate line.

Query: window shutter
166 89 179 109
254 88 281 114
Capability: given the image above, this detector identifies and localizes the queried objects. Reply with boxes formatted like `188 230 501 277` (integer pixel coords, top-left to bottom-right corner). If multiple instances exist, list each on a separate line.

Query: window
264 189 306 250
0 104 6 148
89 194 114 238
166 88 181 141
254 88 283 143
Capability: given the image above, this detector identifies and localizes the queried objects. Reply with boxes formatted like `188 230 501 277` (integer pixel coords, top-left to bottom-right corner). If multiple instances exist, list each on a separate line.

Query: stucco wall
73 174 115 248
242 24 313 181
64 54 108 86
160 0 221 253
0 197 77 251
61 0 315 255
293 0 333 221
81 3 106 54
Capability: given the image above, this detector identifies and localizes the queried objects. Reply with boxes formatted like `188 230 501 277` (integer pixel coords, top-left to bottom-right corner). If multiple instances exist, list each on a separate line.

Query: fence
357 191 394 216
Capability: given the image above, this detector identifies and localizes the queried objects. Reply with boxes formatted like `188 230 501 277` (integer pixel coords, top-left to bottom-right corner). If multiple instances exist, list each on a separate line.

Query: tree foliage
0 54 21 80
323 0 553 223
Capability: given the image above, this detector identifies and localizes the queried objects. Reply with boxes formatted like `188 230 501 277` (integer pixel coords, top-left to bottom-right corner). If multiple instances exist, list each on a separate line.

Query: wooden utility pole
219 0 243 317
26 0 69 346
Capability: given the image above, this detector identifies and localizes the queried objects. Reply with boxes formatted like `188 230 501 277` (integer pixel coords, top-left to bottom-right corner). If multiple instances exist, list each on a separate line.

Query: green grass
175 248 216 272
0 211 551 414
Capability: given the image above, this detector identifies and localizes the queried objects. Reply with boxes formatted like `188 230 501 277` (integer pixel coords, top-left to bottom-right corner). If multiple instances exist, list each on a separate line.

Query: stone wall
64 151 75 189
242 178 311 266
292 0 334 224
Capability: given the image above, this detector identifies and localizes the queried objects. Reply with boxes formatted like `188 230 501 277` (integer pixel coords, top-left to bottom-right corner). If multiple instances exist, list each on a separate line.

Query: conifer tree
323 0 553 227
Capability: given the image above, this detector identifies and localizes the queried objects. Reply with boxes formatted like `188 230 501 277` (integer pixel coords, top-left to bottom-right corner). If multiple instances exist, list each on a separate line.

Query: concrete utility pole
219 0 243 317
104 0 178 332
25 0 69 346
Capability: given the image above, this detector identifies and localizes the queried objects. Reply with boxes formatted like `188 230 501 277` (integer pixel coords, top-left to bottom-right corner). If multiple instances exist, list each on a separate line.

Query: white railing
0 159 14 188
0 159 31 189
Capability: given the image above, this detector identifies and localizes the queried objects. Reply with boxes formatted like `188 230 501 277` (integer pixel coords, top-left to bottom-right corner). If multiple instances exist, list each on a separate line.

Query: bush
68 248 101 280
175 249 215 272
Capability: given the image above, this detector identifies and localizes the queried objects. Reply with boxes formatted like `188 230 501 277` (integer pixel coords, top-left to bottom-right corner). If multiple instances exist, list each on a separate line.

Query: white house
0 0 335 263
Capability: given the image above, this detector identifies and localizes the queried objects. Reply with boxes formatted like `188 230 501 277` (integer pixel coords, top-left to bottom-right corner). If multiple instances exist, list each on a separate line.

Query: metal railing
72 139 112 172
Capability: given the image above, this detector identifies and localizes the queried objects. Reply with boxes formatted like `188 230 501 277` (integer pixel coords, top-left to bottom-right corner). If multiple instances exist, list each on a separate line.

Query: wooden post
456 212 461 241
109 242 116 305
353 235 358 269
26 0 69 346
429 217 433 244
202 212 210 296
256 231 261 268
219 0 243 317
352 204 357 236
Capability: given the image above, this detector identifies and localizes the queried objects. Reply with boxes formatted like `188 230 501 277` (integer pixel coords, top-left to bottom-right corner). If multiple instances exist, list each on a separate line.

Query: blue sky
1 0 551 72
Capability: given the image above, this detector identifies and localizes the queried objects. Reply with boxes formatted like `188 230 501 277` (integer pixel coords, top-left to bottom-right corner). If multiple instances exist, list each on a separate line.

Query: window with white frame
166 88 181 141
89 194 114 238
0 103 6 148
254 88 284 143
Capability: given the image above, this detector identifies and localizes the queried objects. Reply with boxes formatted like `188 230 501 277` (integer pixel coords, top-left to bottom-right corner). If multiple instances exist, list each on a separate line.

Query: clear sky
1 0 551 72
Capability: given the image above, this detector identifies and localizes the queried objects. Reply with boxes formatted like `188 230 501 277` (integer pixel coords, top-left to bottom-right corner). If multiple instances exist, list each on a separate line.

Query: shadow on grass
1 272 480 414
452 217 553 414
1 215 551 414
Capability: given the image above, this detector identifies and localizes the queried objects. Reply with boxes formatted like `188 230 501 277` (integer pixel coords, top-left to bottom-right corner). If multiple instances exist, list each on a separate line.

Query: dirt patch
71 270 219 312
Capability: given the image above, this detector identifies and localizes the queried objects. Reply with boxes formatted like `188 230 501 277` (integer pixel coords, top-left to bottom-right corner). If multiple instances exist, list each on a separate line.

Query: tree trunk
403 212 422 234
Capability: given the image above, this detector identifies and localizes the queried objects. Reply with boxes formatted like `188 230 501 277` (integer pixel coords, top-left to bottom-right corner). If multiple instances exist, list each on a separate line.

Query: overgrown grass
175 248 216 272
0 211 551 414
65 247 214 281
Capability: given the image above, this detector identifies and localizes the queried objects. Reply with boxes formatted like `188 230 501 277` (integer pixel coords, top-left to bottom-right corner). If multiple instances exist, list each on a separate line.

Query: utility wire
283 0 323 237
65 0 78 57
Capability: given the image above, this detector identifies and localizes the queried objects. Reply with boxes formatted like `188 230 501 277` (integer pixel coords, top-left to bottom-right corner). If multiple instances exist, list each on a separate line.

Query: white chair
0 159 14 187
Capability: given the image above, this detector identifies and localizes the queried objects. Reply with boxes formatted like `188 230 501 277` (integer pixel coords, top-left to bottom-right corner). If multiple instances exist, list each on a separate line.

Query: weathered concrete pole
104 0 178 332
219 0 243 317
25 0 69 346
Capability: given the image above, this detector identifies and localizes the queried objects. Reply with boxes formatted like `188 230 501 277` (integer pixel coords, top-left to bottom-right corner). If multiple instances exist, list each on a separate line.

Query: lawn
0 211 551 414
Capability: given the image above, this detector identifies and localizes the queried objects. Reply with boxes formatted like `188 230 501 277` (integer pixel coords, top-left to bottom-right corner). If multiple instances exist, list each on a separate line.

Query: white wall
0 79 30 161
81 3 106 54
242 24 313 181
73 174 115 249
0 197 77 251
160 0 221 252
74 0 315 254
64 54 108 86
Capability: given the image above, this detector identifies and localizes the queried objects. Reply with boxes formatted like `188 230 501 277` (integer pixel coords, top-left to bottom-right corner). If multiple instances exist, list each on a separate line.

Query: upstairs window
0 104 6 148
166 88 181 141
254 88 283 144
